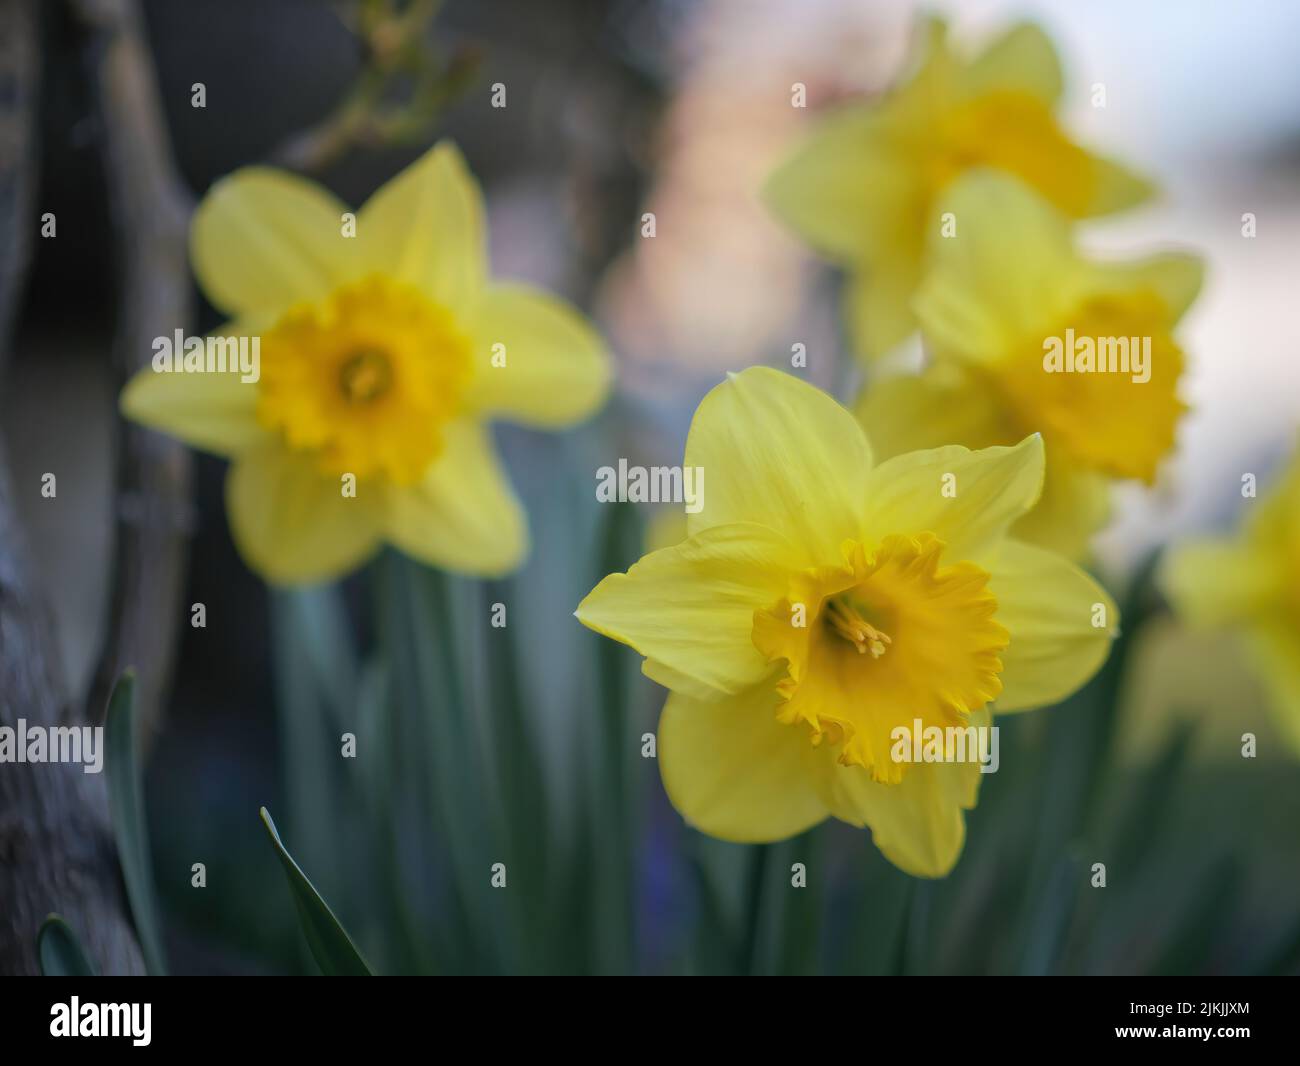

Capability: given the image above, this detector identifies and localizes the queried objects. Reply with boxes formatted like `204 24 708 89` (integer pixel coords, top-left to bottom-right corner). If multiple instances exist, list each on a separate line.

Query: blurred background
3 0 1299 974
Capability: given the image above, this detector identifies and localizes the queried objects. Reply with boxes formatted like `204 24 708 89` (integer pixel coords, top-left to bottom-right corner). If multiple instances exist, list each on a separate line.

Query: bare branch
268 0 479 174
0 0 39 358
0 0 145 977
70 0 195 742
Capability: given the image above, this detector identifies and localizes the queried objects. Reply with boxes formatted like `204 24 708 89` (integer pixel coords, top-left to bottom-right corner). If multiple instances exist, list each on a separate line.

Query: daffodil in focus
122 143 610 583
765 17 1152 359
858 171 1202 560
575 368 1116 877
1161 450 1300 755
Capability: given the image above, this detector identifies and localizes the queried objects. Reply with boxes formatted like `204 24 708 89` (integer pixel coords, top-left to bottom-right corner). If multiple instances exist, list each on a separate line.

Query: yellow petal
1087 251 1205 321
226 444 382 584
659 684 827 843
1084 153 1157 217
684 367 872 566
465 283 611 427
766 107 927 361
191 169 362 319
120 338 265 457
984 541 1116 712
856 371 1113 559
808 706 988 878
1159 539 1280 627
642 658 730 702
577 522 800 695
1010 449 1112 560
358 141 486 311
843 258 924 361
918 170 1081 366
382 419 526 577
893 15 959 111
1000 302 1186 485
862 434 1045 561
764 105 918 267
962 22 1062 105
644 508 689 554
856 364 1011 459
1242 621 1300 756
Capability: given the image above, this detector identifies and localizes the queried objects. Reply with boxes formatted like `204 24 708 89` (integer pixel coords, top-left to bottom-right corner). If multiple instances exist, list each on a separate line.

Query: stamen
824 597 892 658
339 348 392 404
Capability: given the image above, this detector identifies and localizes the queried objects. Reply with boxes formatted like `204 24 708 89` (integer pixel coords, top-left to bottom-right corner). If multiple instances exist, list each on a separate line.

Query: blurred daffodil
1161 451 1300 754
576 368 1115 877
858 172 1202 560
766 17 1152 359
122 142 610 583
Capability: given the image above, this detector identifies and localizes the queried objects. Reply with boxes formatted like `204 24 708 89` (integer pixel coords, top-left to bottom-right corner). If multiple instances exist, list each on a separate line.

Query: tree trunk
0 0 147 976
0 451 147 975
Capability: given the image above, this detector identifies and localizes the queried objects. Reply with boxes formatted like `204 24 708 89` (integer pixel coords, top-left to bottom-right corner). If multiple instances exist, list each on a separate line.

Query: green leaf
759 830 823 976
380 554 502 972
259 807 374 976
1016 853 1083 975
1112 717 1197 874
1255 914 1300 975
278 585 359 733
37 915 97 976
270 591 348 921
686 841 741 975
588 501 643 974
835 850 912 976
1149 857 1241 976
105 670 167 976
484 578 550 973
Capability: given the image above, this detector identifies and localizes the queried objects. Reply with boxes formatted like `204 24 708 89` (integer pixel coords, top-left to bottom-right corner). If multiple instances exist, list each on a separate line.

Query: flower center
990 288 1185 484
339 348 393 404
256 275 472 485
824 596 892 659
752 533 1007 783
926 91 1096 216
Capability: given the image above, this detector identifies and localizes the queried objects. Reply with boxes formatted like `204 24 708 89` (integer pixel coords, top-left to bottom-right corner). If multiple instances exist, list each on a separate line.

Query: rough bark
72 0 194 738
0 0 38 348
0 0 145 975
0 453 147 975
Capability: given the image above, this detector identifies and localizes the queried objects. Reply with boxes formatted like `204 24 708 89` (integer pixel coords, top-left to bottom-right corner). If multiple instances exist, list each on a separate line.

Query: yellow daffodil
765 16 1152 360
1161 450 1300 754
576 367 1115 877
122 142 610 584
857 171 1202 560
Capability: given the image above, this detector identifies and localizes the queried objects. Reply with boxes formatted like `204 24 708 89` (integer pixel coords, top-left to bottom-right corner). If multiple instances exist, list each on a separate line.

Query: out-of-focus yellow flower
1161 451 1300 754
858 172 1202 560
765 17 1152 360
122 142 610 584
575 368 1115 877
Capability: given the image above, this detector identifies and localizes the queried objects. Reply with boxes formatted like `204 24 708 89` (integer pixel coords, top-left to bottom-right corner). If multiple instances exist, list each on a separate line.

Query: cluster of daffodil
120 18 1291 883
767 16 1202 561
578 17 1216 879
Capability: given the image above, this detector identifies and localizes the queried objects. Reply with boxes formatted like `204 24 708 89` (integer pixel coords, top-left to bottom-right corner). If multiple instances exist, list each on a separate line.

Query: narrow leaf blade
37 915 97 977
260 807 373 976
105 670 167 975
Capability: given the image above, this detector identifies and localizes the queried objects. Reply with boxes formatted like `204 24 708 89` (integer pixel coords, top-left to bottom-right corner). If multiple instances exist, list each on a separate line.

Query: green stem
738 844 771 975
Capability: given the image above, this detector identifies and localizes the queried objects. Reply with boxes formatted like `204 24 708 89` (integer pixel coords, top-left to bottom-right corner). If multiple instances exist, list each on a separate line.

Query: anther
825 597 892 658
